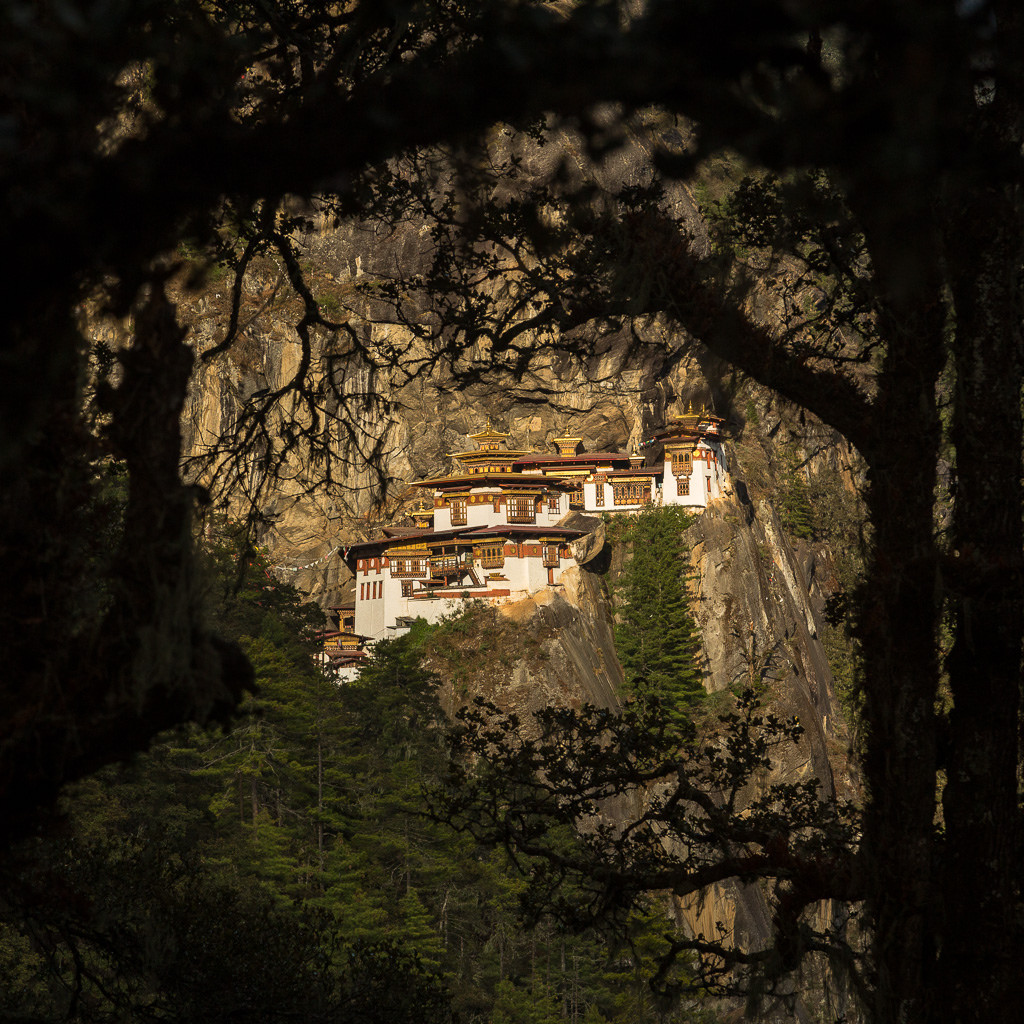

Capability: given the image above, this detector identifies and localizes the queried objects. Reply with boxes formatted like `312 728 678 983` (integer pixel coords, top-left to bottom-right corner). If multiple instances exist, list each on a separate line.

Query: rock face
423 560 623 720
687 491 854 796
180 287 714 605
160 124 859 1019
683 492 858 1021
420 479 856 1021
170 118 717 606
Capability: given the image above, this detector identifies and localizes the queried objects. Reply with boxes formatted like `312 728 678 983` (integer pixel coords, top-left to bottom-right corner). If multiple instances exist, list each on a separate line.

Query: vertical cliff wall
148 120 863 1017
416 473 857 1022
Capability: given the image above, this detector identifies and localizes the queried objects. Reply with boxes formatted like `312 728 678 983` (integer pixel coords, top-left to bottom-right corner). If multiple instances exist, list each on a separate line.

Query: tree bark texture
938 182 1024 1024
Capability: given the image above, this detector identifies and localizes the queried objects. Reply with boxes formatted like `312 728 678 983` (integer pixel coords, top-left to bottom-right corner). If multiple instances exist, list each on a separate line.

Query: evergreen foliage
610 506 705 724
776 449 814 540
0 531 708 1024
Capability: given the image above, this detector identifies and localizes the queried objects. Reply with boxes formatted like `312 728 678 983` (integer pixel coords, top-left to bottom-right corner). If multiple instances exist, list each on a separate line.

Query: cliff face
417 480 856 1021
688 491 855 796
162 129 859 1018
684 491 858 1020
171 118 717 605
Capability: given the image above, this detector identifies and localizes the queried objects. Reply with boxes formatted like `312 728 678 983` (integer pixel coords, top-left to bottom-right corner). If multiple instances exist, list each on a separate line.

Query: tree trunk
938 183 1024 1024
848 201 947 1024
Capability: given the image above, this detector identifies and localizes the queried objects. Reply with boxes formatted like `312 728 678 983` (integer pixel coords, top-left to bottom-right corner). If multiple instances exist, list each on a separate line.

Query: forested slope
6 525 815 1024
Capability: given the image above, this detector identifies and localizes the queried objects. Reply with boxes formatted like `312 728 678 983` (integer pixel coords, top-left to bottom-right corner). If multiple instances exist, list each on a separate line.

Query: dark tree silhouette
434 693 862 1005
2 3 1022 1022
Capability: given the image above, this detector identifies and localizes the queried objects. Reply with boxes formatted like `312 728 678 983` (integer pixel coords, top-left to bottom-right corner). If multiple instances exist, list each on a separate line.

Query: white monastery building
514 410 729 513
322 410 729 662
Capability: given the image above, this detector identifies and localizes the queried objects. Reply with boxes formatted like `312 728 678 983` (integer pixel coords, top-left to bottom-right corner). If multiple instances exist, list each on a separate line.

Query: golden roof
552 435 583 456
447 422 535 466
468 421 511 444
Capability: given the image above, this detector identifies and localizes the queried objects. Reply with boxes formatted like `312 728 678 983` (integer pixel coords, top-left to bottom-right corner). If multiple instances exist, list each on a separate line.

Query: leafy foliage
0 541 713 1023
435 691 861 1004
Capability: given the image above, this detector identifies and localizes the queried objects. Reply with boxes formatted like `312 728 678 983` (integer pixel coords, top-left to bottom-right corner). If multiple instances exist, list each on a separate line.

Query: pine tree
612 507 705 727
777 449 814 540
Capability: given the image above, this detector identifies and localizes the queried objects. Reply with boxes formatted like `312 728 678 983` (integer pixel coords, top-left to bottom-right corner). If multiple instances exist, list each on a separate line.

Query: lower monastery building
322 410 729 669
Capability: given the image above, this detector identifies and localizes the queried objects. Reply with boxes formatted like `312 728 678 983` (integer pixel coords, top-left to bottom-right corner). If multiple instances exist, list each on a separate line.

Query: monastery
320 409 727 675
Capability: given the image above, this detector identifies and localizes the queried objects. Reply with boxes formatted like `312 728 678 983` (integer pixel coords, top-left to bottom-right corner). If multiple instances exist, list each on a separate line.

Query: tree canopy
3 3 1023 1023
0 572 699 1024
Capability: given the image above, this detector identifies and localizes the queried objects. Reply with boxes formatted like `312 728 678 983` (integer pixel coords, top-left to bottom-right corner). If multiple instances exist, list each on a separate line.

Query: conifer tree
776 450 814 540
612 507 705 726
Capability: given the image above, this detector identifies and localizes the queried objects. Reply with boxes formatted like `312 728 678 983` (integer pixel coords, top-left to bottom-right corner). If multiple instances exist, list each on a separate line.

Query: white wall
663 440 729 508
581 477 654 513
355 540 573 641
430 489 566 531
353 559 389 638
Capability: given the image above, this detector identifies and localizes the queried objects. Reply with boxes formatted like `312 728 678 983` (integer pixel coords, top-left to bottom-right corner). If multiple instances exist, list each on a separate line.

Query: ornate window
507 496 535 523
431 550 463 576
677 476 690 496
542 544 560 567
548 495 560 514
479 543 505 568
569 486 584 510
391 556 427 578
612 482 649 505
401 581 414 597
595 483 605 507
450 498 468 526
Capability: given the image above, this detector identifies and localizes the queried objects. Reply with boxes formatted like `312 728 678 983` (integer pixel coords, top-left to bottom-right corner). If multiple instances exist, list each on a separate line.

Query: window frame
479 543 505 568
507 495 536 523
